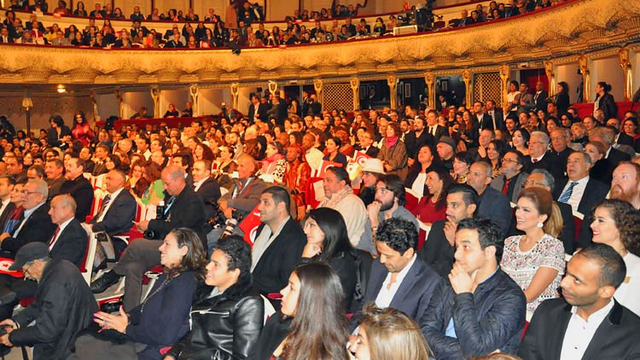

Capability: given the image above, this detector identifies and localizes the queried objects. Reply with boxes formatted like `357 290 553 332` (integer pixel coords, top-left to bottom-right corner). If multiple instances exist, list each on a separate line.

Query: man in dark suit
192 160 221 220
355 217 441 323
0 176 16 231
421 218 526 360
354 131 380 158
485 100 505 131
404 116 434 162
251 186 305 296
419 184 478 277
308 94 322 116
0 27 13 43
47 194 88 268
467 161 512 236
90 166 207 311
91 144 110 176
528 131 564 185
60 158 94 222
473 101 493 131
533 81 548 112
554 152 608 216
591 127 631 170
0 179 56 258
247 94 268 123
490 150 527 203
519 244 640 360
549 128 574 174
44 159 66 201
89 169 136 237
425 110 447 142
5 156 27 184
218 154 267 221
266 96 288 126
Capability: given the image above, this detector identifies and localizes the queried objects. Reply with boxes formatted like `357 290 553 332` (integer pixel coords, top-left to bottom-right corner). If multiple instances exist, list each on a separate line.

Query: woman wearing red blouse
71 111 95 147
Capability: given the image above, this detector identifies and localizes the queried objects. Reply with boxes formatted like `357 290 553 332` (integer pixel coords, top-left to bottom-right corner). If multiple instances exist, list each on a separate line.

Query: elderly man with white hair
528 131 564 184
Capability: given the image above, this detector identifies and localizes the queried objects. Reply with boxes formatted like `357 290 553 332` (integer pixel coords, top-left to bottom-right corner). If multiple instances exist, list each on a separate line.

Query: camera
207 202 246 239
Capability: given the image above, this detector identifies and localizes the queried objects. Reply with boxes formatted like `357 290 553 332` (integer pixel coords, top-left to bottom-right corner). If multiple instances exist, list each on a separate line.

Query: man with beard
610 162 640 209
363 174 420 250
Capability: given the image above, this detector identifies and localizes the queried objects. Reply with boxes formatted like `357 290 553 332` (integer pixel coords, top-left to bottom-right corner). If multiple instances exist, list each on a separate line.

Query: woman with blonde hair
350 303 432 360
500 187 565 319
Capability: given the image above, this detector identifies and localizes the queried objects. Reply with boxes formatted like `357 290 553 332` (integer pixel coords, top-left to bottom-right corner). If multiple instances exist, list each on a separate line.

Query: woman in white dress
501 187 565 319
590 199 640 316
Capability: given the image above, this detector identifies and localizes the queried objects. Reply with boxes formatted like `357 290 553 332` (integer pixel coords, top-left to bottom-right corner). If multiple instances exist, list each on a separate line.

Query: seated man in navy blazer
47 194 88 268
354 217 441 324
519 244 640 360
420 218 526 360
89 169 136 237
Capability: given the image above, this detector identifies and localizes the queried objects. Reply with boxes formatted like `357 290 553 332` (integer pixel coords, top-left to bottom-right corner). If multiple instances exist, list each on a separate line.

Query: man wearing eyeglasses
0 179 56 258
490 150 528 204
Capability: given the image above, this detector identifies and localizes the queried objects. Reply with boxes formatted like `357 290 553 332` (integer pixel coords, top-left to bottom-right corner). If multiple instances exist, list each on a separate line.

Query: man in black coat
89 170 136 237
0 179 56 258
247 94 268 123
404 116 434 161
420 219 526 360
251 186 305 296
528 131 564 185
1 243 98 360
48 195 88 268
485 100 505 131
467 162 511 237
59 158 94 222
90 166 208 311
533 81 548 112
519 244 640 360
0 175 16 232
192 160 221 220
266 96 288 126
553 152 608 216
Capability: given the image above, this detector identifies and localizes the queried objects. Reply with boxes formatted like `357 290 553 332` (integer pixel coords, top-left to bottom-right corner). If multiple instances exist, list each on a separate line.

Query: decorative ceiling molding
0 0 637 87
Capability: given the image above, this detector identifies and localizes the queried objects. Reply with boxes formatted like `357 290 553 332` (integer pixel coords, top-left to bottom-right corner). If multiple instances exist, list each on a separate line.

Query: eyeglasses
501 158 518 164
20 190 39 195
523 181 545 188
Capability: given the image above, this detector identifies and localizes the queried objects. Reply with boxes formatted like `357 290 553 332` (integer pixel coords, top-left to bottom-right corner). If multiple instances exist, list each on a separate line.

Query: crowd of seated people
0 0 577 48
0 75 637 358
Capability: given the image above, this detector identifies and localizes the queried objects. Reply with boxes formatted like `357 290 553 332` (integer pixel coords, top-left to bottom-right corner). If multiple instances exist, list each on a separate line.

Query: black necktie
94 194 111 221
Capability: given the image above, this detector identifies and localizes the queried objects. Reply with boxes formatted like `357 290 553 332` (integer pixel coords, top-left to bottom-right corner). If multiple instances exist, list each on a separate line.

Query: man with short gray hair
466 162 511 236
0 179 56 257
553 152 608 216
589 127 631 171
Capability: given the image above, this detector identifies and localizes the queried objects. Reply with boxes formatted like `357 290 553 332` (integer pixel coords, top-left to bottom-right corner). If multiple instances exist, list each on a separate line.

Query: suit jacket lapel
581 301 621 359
549 304 573 359
389 259 420 308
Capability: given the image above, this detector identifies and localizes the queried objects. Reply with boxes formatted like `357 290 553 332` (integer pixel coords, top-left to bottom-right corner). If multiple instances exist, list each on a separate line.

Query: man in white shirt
47 194 87 267
353 217 441 326
89 170 136 237
302 132 323 172
519 243 640 360
555 152 608 215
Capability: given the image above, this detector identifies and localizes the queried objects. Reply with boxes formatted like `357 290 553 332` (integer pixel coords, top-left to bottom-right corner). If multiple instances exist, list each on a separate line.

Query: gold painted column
499 64 510 110
545 60 556 97
387 75 398 110
89 90 99 122
350 78 360 111
268 81 279 98
619 48 632 101
114 88 124 119
231 83 240 110
462 69 472 107
189 84 199 116
150 85 160 118
314 79 323 111
579 56 591 103
425 72 435 109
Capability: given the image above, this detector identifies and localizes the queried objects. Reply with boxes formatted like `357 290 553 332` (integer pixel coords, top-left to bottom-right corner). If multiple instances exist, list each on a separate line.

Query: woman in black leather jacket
165 236 264 360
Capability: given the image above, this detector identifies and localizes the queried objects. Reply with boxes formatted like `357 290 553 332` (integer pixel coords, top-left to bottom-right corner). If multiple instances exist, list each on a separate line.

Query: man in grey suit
490 150 527 204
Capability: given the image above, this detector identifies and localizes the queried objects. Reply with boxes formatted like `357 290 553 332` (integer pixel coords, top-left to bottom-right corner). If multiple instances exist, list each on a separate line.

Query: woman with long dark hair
594 81 618 121
404 144 437 196
250 262 349 360
302 208 359 309
47 114 72 148
377 121 408 180
323 136 348 169
554 81 570 116
414 166 452 228
77 228 206 360
487 139 507 178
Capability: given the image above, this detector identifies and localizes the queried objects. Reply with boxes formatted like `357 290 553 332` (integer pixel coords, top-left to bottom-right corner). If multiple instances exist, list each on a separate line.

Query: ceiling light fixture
56 84 66 94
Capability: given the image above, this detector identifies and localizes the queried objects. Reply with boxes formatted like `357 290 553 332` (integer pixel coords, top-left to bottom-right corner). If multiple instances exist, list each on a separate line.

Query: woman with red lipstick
590 199 640 316
500 187 565 320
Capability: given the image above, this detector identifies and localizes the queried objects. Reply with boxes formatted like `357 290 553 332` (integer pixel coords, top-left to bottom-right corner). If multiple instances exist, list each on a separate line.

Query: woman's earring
537 222 544 228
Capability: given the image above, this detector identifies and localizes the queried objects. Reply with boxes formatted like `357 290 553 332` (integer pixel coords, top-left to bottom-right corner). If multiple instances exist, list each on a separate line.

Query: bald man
48 194 88 267
89 170 136 237
90 165 207 310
